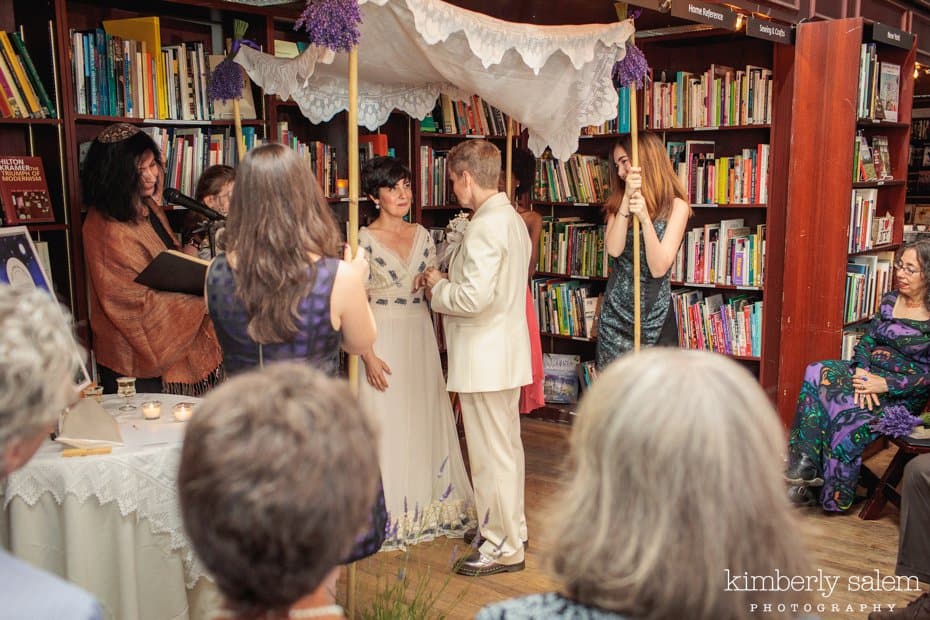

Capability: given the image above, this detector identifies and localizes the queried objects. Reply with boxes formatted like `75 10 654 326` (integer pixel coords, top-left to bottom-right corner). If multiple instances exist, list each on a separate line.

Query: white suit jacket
431 192 532 393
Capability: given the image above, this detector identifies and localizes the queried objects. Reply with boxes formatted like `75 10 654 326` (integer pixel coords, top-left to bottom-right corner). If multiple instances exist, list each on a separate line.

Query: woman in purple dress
786 241 930 511
205 143 385 560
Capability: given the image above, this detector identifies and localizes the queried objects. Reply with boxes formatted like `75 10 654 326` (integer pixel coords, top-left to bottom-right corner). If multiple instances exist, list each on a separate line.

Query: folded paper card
55 398 124 449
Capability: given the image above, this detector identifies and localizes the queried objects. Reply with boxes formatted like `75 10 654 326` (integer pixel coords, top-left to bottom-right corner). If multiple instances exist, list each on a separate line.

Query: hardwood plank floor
337 418 924 619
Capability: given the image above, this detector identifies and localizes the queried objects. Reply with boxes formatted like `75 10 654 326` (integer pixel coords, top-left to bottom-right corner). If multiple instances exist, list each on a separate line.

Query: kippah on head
97 122 140 144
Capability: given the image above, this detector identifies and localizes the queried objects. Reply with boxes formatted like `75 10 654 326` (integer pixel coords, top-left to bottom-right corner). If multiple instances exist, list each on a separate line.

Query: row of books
532 153 612 204
645 64 773 129
140 126 262 197
848 188 894 252
0 31 54 119
670 290 763 357
672 219 765 287
854 132 893 181
420 93 512 136
581 86 633 136
858 46 900 121
667 140 770 205
419 145 450 207
71 26 217 121
276 125 338 198
845 251 894 323
537 218 609 278
531 277 601 339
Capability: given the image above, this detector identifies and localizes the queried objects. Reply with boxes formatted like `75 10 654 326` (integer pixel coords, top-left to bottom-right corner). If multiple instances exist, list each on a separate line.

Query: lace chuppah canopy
234 0 635 160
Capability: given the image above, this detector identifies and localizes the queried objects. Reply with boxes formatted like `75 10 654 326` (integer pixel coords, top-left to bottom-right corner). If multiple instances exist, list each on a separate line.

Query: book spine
9 32 55 118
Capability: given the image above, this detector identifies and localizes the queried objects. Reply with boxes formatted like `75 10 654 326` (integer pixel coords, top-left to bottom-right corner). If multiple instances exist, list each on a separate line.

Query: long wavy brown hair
605 131 688 221
223 143 342 344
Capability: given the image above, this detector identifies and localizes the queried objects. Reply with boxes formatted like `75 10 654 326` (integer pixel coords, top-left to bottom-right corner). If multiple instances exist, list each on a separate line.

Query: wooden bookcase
775 17 916 426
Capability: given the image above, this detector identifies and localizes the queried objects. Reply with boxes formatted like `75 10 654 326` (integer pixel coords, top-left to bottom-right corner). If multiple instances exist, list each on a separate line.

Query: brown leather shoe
869 592 930 619
454 550 525 577
463 527 528 549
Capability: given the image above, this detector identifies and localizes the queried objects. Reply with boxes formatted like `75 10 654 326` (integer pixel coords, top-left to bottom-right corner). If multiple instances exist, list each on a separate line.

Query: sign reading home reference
670 0 739 30
746 17 793 44
871 23 914 50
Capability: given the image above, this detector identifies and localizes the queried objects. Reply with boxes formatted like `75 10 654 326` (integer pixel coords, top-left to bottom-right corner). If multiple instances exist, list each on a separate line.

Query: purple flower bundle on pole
295 0 363 53
873 404 922 438
208 19 258 104
612 43 650 90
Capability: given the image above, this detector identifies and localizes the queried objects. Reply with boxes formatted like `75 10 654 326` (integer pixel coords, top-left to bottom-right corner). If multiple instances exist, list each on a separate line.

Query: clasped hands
412 267 446 299
853 368 889 411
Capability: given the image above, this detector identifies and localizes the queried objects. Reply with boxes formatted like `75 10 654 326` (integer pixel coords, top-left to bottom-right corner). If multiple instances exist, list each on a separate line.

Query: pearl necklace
289 604 344 618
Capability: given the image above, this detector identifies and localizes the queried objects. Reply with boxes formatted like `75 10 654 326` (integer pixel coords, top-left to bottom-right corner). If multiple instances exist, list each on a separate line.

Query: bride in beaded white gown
358 223 476 549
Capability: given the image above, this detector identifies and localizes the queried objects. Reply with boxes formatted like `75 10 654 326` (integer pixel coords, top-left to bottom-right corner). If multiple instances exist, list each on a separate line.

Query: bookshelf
776 17 916 426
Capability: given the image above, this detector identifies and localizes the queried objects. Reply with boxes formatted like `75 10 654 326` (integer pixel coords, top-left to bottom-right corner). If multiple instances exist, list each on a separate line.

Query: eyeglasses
895 261 922 276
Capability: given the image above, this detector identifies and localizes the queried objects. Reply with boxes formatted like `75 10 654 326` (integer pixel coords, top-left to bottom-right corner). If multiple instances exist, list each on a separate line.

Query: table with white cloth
0 393 220 620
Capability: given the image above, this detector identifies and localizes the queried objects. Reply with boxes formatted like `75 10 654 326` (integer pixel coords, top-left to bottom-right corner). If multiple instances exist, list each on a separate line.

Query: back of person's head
447 139 501 190
0 285 82 476
178 362 380 618
509 147 536 198
223 143 342 343
361 156 411 200
194 164 235 202
548 349 809 620
81 123 162 222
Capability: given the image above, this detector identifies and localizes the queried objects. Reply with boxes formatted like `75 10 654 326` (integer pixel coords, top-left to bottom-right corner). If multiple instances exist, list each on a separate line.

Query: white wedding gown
358 225 475 549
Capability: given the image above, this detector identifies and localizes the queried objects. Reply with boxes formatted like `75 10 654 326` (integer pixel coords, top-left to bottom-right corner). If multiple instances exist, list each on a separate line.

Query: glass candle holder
141 401 161 420
116 377 137 412
82 385 104 403
173 402 194 422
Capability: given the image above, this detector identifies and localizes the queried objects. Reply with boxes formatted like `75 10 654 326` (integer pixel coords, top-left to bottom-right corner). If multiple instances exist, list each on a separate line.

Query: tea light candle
173 402 194 422
141 401 161 420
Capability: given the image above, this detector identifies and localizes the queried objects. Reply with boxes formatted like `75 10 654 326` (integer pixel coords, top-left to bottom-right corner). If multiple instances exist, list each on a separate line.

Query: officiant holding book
82 123 222 396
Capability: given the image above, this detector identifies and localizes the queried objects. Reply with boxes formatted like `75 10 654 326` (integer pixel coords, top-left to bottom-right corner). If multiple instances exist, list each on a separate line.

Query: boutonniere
437 211 470 271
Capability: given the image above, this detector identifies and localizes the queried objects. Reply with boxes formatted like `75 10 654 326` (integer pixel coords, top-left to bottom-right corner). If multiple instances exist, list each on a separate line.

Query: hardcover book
0 156 54 224
134 249 209 296
878 62 900 123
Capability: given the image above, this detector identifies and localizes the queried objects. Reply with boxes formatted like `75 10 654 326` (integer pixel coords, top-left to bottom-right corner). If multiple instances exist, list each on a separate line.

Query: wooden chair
858 435 930 519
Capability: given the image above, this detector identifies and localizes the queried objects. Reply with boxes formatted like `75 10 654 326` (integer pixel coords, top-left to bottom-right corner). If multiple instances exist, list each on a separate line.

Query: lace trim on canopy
365 0 635 73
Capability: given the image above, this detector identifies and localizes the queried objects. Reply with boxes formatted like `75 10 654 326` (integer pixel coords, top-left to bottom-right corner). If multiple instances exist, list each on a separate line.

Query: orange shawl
83 203 222 393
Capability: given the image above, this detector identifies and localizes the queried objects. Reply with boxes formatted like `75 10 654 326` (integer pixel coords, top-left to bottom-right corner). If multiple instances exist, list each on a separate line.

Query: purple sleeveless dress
206 253 387 561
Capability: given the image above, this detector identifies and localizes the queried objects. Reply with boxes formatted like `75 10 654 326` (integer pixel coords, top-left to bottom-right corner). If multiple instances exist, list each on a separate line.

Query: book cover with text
0 156 53 224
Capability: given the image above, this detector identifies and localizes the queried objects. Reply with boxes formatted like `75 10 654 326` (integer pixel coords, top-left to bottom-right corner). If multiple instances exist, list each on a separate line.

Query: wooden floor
337 418 924 619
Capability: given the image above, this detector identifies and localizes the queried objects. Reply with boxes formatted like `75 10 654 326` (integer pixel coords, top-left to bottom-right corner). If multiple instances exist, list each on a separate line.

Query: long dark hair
223 143 342 344
81 130 162 222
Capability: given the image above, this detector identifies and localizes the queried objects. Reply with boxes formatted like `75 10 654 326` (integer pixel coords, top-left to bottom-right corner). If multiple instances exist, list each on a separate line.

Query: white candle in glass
173 403 194 422
141 401 161 420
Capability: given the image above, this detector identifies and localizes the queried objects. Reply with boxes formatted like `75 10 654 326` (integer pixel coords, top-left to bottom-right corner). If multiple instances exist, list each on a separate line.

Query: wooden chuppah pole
629 88 640 352
345 46 360 619
505 117 514 199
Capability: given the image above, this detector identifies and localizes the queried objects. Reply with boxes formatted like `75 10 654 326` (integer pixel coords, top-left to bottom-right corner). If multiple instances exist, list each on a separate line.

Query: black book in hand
134 250 209 296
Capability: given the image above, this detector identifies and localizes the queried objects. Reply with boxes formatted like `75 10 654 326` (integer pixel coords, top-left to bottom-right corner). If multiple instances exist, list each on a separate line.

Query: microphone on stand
163 187 225 221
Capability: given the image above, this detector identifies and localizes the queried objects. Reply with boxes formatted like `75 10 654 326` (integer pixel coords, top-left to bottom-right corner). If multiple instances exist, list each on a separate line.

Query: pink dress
520 285 545 414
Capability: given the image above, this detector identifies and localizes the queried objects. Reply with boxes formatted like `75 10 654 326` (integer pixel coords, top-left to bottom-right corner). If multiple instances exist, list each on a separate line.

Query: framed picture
0 226 91 389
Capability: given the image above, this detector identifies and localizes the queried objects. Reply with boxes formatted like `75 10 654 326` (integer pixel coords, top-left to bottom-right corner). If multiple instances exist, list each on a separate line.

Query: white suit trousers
459 388 526 564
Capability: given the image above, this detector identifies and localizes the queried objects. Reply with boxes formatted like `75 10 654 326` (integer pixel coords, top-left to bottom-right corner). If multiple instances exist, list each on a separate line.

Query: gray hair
178 362 381 619
0 285 82 453
547 349 810 620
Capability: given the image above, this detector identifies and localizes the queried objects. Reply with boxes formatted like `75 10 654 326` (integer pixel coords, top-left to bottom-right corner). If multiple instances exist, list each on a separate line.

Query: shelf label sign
746 17 793 44
671 0 739 30
872 23 914 50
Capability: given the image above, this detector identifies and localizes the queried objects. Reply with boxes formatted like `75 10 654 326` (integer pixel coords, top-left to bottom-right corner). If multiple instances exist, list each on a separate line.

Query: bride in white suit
421 140 532 576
